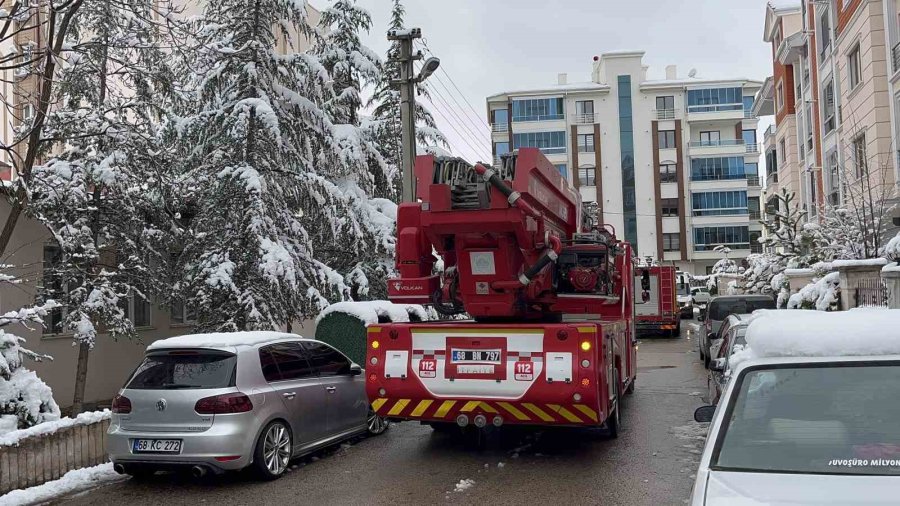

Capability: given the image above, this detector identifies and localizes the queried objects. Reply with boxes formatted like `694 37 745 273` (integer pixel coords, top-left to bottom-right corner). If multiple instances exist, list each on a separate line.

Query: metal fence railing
0 416 110 494
854 278 888 308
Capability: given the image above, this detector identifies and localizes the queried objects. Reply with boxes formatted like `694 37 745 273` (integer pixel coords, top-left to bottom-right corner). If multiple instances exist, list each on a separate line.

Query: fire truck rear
366 148 636 433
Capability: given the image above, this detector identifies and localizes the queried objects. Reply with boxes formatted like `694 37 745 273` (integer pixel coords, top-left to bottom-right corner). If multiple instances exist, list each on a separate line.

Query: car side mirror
710 358 726 372
694 405 716 423
349 363 363 376
697 313 705 322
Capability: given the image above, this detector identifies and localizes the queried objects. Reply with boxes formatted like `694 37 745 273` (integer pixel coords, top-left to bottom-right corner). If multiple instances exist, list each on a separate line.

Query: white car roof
147 331 307 351
730 354 900 374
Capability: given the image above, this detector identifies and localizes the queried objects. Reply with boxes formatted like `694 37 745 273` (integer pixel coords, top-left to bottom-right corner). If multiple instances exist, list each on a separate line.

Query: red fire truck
365 148 636 434
634 265 680 337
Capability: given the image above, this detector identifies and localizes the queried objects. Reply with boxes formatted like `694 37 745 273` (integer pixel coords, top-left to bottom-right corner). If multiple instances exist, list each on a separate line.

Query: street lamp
417 57 440 83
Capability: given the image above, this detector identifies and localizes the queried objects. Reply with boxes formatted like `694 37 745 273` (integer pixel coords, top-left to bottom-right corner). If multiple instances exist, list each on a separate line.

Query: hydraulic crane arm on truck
366 148 636 432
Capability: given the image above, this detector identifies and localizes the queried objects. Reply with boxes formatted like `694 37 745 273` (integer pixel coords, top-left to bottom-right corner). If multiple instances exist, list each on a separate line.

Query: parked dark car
699 295 774 367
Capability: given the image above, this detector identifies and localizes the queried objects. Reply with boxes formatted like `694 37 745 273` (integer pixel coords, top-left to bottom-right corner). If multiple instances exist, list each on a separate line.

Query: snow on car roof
741 308 900 360
147 331 302 350
316 300 428 325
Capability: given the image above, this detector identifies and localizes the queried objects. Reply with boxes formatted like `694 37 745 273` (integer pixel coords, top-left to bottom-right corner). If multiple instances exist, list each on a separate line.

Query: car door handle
325 386 336 393
283 392 296 399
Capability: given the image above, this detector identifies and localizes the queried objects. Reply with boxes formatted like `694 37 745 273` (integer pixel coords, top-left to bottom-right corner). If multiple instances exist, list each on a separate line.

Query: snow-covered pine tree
366 0 446 200
173 0 400 329
27 0 181 412
0 268 60 431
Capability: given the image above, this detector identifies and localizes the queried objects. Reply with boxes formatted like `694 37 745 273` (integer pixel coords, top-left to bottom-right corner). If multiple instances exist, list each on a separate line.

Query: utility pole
388 28 440 203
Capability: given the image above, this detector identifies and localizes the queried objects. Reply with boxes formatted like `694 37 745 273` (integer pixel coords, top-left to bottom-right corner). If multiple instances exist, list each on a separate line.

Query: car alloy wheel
367 407 389 435
263 422 291 476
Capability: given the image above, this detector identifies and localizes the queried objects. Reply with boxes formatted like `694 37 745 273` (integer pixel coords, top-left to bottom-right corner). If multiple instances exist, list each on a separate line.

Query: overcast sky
353 0 776 163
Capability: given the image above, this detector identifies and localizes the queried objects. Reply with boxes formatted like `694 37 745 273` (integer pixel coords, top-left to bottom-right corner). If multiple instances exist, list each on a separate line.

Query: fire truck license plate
451 349 501 363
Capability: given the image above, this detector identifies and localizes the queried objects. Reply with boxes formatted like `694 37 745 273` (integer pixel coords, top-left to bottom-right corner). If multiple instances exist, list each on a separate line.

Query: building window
577 133 595 153
742 129 757 149
690 157 745 181
618 75 638 250
491 108 509 126
494 141 509 156
171 299 198 325
656 96 674 118
659 163 677 183
823 79 836 134
743 96 755 115
779 139 786 163
826 150 840 205
820 9 831 56
555 164 567 178
578 166 596 187
21 104 34 125
849 44 862 90
691 191 749 216
776 82 784 111
663 233 680 252
686 87 743 112
658 130 676 148
42 245 67 334
511 97 565 122
693 226 750 251
512 131 566 154
120 289 152 328
575 100 594 122
698 131 720 146
661 198 679 217
853 133 867 178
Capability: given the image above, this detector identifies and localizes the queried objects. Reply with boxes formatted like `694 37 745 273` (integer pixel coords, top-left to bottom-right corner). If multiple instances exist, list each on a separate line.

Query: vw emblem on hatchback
156 398 167 412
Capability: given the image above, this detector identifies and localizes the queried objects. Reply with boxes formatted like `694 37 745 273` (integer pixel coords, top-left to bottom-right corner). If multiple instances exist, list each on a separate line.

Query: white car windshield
712 363 900 475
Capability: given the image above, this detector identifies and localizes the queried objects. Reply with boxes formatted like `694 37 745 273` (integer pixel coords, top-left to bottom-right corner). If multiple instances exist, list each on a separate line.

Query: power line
413 61 492 154
422 94 489 162
417 39 492 132
428 70 493 142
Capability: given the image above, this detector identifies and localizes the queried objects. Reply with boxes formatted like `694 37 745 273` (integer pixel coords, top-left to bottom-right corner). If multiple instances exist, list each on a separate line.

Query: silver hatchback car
107 331 388 480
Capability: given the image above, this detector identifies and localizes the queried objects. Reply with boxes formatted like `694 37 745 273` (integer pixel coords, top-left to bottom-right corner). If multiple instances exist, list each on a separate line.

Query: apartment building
761 0 900 237
0 1 321 411
486 51 763 275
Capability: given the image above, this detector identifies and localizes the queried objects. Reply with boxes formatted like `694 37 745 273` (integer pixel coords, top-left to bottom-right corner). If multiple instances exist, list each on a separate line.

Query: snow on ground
148 331 300 350
316 300 428 325
453 479 475 492
738 309 900 362
0 462 123 506
0 410 110 447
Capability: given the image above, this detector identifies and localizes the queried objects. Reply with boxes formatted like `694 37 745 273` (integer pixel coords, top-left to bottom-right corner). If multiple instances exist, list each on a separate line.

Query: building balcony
750 242 763 254
749 210 761 220
491 123 508 133
688 139 749 156
686 104 746 122
654 109 678 120
745 142 759 154
574 113 597 124
746 175 760 187
744 109 757 119
511 114 565 123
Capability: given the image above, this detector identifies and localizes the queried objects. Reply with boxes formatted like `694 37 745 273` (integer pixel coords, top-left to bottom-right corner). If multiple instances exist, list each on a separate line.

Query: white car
690 354 900 505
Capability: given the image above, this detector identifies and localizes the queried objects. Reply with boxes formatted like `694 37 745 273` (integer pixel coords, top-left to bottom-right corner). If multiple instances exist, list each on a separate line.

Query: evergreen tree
27 0 181 412
173 0 398 330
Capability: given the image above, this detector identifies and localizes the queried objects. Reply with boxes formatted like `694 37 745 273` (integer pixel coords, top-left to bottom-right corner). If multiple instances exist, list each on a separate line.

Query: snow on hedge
786 271 840 311
317 301 429 325
0 462 123 506
148 331 300 350
734 309 900 366
0 409 109 447
831 258 888 269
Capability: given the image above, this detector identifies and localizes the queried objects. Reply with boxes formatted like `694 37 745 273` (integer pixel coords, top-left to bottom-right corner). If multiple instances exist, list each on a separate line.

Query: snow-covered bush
885 231 900 264
0 298 61 431
787 272 840 311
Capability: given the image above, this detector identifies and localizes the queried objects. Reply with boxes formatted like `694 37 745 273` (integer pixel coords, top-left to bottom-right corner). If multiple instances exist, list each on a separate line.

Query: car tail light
111 394 132 414
194 393 253 414
214 456 242 462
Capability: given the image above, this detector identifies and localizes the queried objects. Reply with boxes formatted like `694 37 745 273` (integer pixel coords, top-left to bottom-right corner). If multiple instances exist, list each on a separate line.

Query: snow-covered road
45 322 710 506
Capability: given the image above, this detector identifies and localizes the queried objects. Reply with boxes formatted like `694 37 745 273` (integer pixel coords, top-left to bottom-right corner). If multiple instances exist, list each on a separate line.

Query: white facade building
486 51 763 274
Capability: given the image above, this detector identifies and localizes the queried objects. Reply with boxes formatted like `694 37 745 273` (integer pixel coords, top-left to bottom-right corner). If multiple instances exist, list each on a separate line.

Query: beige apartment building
760 0 900 240
0 1 322 411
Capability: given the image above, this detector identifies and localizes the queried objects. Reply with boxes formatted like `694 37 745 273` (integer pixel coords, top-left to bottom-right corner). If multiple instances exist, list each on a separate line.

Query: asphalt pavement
55 321 710 506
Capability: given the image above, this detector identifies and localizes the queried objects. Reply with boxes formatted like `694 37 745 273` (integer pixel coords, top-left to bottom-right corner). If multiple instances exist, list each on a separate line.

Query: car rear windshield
712 363 900 475
709 298 775 320
126 351 237 390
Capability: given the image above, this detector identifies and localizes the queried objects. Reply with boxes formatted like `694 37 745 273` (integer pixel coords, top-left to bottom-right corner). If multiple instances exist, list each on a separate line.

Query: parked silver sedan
107 331 388 480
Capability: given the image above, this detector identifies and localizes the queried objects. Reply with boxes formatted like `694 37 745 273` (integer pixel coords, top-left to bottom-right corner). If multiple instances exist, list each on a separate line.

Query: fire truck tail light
580 341 591 352
581 378 591 387
371 340 380 349
368 374 377 383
